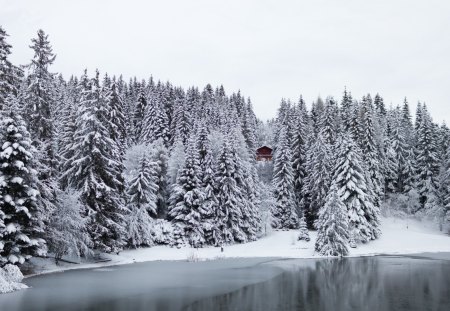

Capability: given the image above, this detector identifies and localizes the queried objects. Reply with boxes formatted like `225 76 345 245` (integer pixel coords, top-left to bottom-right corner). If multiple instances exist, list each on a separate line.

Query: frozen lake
1 254 449 311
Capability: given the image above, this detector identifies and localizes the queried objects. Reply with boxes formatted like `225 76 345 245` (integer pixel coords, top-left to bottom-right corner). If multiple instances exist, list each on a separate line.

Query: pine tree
360 96 383 207
305 134 332 227
272 127 299 229
126 153 158 247
291 97 309 216
415 105 440 208
213 138 246 245
23 29 57 176
315 184 349 256
297 216 310 242
320 97 338 145
340 88 353 132
0 96 46 265
440 145 450 229
141 94 170 146
0 27 18 111
61 73 126 253
332 134 380 243
171 95 191 146
401 98 414 146
127 153 158 217
168 139 205 247
149 139 169 218
132 87 147 144
105 79 127 157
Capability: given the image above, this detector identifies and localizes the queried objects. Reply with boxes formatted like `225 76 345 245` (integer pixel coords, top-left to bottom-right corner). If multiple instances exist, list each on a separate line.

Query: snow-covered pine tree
320 97 338 145
340 88 353 132
213 138 246 245
61 72 126 253
104 78 127 157
22 30 59 227
350 101 362 146
390 109 411 193
315 184 350 256
149 139 169 218
401 98 414 146
291 96 309 217
22 29 57 176
0 96 46 265
171 94 191 146
305 133 332 228
0 27 18 111
233 130 261 241
440 145 450 229
332 134 380 243
415 105 440 209
297 216 310 242
168 138 205 247
126 153 158 247
141 93 170 146
360 96 383 207
127 153 158 217
272 126 299 229
132 87 147 144
194 126 218 245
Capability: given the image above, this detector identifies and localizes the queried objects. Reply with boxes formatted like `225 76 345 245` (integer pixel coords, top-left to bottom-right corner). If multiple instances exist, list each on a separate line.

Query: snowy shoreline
22 216 450 279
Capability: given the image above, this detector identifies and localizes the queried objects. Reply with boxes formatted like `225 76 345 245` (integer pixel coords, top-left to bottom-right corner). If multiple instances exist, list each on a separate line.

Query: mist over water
1 255 449 311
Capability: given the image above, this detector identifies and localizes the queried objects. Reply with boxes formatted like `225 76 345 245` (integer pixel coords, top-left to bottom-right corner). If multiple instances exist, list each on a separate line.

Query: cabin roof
256 146 273 154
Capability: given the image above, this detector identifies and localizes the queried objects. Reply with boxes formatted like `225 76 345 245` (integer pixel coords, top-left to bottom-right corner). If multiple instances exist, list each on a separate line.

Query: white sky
1 0 450 122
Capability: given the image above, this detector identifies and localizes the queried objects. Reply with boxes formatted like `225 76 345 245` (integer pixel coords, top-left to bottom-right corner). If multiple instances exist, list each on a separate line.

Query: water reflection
0 256 449 311
186 257 450 311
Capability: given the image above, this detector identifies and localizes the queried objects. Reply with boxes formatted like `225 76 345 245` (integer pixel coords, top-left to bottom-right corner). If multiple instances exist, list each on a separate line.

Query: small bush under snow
0 264 27 294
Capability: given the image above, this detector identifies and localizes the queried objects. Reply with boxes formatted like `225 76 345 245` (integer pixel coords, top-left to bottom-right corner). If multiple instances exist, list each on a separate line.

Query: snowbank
26 217 450 277
0 264 27 294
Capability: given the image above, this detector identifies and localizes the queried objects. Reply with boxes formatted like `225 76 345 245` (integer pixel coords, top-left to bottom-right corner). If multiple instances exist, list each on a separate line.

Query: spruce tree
214 139 246 245
272 127 299 229
340 88 353 132
305 133 332 227
168 139 205 247
291 97 309 217
0 96 46 265
332 134 380 243
360 96 383 207
315 184 349 256
132 87 147 144
126 153 158 247
105 79 127 157
23 29 57 176
0 27 18 111
149 139 169 218
61 73 126 253
415 105 440 208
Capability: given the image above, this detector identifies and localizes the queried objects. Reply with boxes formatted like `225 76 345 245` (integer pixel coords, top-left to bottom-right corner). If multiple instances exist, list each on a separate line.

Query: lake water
1 254 449 311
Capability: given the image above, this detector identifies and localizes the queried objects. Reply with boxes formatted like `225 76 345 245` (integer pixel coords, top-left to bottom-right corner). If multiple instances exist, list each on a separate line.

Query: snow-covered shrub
298 217 310 242
127 206 154 248
0 264 27 294
382 189 421 218
151 219 174 245
46 189 93 263
186 251 200 262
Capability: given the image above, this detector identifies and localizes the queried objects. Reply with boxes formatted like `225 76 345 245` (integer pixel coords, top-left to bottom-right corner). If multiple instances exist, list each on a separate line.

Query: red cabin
256 146 273 162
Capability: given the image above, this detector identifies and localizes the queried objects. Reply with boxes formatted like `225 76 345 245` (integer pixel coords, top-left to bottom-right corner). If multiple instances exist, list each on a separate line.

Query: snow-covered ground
27 216 449 277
